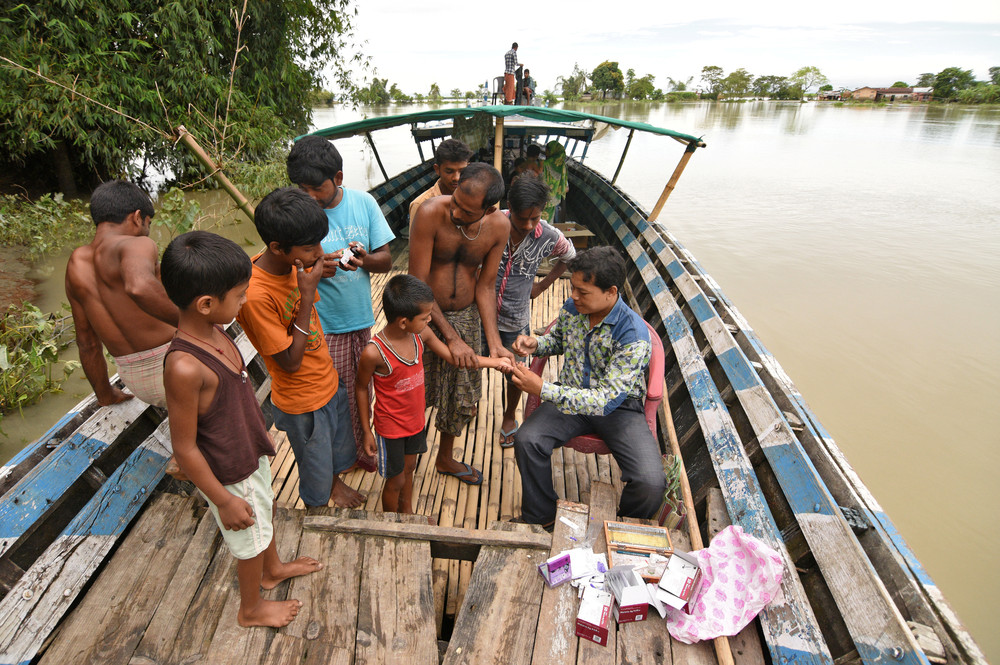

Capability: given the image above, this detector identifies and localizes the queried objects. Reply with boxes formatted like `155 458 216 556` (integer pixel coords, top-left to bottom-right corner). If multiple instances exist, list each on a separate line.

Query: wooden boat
0 106 985 665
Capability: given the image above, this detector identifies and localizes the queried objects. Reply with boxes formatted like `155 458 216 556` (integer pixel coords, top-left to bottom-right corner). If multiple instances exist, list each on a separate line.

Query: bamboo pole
175 125 255 223
365 131 390 182
660 387 736 665
493 116 504 171
612 128 635 185
648 142 699 223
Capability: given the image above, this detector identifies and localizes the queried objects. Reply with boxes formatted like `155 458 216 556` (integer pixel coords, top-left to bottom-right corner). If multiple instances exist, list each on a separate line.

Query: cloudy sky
327 0 1000 94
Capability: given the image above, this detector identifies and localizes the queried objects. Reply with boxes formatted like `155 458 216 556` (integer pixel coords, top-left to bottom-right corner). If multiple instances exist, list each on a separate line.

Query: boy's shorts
376 430 428 479
271 388 356 507
202 456 274 560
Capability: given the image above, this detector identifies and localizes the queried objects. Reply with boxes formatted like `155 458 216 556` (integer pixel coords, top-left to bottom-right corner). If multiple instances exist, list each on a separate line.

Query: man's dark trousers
513 398 667 525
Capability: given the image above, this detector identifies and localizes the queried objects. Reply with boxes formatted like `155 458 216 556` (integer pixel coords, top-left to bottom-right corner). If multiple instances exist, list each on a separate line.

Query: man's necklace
455 220 484 242
177 328 247 382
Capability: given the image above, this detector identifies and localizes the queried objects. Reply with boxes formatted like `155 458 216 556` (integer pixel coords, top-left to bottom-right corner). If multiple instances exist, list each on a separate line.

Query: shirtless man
409 163 514 484
66 180 178 409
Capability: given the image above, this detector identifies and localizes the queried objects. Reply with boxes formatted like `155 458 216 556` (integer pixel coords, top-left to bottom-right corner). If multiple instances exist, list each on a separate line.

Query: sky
324 0 1000 94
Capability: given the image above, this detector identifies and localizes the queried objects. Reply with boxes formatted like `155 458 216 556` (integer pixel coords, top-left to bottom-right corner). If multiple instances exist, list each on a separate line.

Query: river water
2 101 998 659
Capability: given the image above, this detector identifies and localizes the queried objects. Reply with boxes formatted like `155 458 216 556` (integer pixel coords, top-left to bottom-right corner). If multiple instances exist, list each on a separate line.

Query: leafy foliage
0 1 365 192
428 83 442 102
991 67 1000 86
557 64 589 100
625 71 656 100
789 66 829 94
701 66 724 96
891 81 909 88
357 78 391 105
916 73 936 87
955 83 1000 104
0 302 80 423
591 61 624 99
0 193 91 260
933 67 976 100
720 68 753 97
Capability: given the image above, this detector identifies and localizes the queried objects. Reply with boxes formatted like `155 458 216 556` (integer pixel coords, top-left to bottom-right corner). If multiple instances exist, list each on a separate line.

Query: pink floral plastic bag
666 525 785 643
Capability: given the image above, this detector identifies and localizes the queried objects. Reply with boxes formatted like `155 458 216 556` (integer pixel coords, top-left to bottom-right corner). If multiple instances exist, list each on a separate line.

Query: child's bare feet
330 477 364 507
237 598 303 627
262 556 323 590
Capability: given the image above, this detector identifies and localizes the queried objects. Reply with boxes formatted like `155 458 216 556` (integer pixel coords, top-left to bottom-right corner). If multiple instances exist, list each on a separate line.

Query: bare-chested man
409 163 515 485
66 180 178 409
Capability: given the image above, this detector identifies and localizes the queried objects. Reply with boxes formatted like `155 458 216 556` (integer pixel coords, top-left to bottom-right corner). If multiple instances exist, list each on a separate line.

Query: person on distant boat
503 42 519 104
408 138 473 231
509 246 668 530
521 68 536 105
408 163 515 486
65 180 178 410
161 231 322 628
287 136 396 475
495 173 575 448
513 144 543 179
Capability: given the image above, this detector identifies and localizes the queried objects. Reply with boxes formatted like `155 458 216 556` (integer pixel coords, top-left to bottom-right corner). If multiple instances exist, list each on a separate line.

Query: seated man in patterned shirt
509 246 667 529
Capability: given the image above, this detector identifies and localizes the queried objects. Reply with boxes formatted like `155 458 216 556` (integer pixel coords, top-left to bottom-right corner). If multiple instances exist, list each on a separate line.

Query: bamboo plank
443 523 547 665
354 537 437 665
38 493 199 664
577 481 618 665
201 509 303 665
563 447 580 504
128 506 221 665
531 500 590 665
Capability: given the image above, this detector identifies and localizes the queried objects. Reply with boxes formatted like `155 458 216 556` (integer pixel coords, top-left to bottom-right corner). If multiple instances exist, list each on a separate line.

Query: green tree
721 68 753 97
591 61 625 99
626 73 656 100
388 83 413 104
932 67 976 100
989 67 1000 85
0 0 363 196
700 66 724 96
789 66 829 95
557 63 589 100
916 73 936 87
666 76 693 92
357 78 390 105
818 84 833 92
891 81 909 88
753 75 785 96
450 88 462 99
428 83 442 101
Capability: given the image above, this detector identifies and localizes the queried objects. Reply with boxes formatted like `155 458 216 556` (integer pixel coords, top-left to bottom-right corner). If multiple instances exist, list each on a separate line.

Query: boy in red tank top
356 275 512 513
161 231 323 628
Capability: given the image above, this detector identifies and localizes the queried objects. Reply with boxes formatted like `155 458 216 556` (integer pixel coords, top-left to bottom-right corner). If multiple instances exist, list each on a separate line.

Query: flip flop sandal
439 462 483 486
499 421 519 448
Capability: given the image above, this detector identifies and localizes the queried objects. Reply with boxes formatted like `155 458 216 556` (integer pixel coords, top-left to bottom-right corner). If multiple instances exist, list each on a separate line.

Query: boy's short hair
90 180 154 226
286 135 343 187
457 163 505 209
508 172 549 213
435 139 473 166
254 187 328 252
526 144 541 158
569 246 626 294
161 231 252 308
382 275 434 322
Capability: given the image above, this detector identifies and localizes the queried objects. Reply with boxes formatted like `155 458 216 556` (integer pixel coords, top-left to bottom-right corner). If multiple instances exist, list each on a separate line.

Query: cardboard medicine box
656 550 702 612
612 584 649 623
575 586 613 646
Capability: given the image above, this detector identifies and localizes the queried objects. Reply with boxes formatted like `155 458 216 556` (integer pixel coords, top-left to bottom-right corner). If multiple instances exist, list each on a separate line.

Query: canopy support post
493 116 504 171
365 132 389 182
612 129 635 185
648 142 698 222
175 125 255 222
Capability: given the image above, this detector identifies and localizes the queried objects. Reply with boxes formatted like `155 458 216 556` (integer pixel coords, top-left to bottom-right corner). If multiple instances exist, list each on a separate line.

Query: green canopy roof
305 105 704 146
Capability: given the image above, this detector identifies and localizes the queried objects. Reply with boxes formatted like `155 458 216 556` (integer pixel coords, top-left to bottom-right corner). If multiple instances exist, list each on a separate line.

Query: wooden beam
302 516 551 561
612 128 635 185
365 131 390 182
493 116 504 171
175 125 255 223
648 141 698 222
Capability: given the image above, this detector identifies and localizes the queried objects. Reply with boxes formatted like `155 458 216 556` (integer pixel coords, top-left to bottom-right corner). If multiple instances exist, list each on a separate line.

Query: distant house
846 86 932 102
817 89 844 101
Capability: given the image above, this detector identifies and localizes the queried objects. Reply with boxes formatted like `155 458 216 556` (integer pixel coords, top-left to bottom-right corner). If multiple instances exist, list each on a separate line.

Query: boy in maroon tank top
161 231 323 628
356 275 512 513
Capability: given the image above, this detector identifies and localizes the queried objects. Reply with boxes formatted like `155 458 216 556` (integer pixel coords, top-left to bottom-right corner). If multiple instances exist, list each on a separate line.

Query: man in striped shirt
504 42 519 104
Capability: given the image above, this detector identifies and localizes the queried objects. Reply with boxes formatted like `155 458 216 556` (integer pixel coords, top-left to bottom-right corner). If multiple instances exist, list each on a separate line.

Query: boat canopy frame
302 105 707 223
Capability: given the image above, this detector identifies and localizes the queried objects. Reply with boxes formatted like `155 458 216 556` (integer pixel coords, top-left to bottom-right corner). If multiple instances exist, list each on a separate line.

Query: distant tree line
915 67 1000 103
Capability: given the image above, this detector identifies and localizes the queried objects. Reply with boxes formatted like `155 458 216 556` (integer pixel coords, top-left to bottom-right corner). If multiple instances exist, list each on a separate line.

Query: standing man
509 246 667 529
287 135 396 474
409 163 515 485
66 180 178 408
503 42 519 104
408 139 473 229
